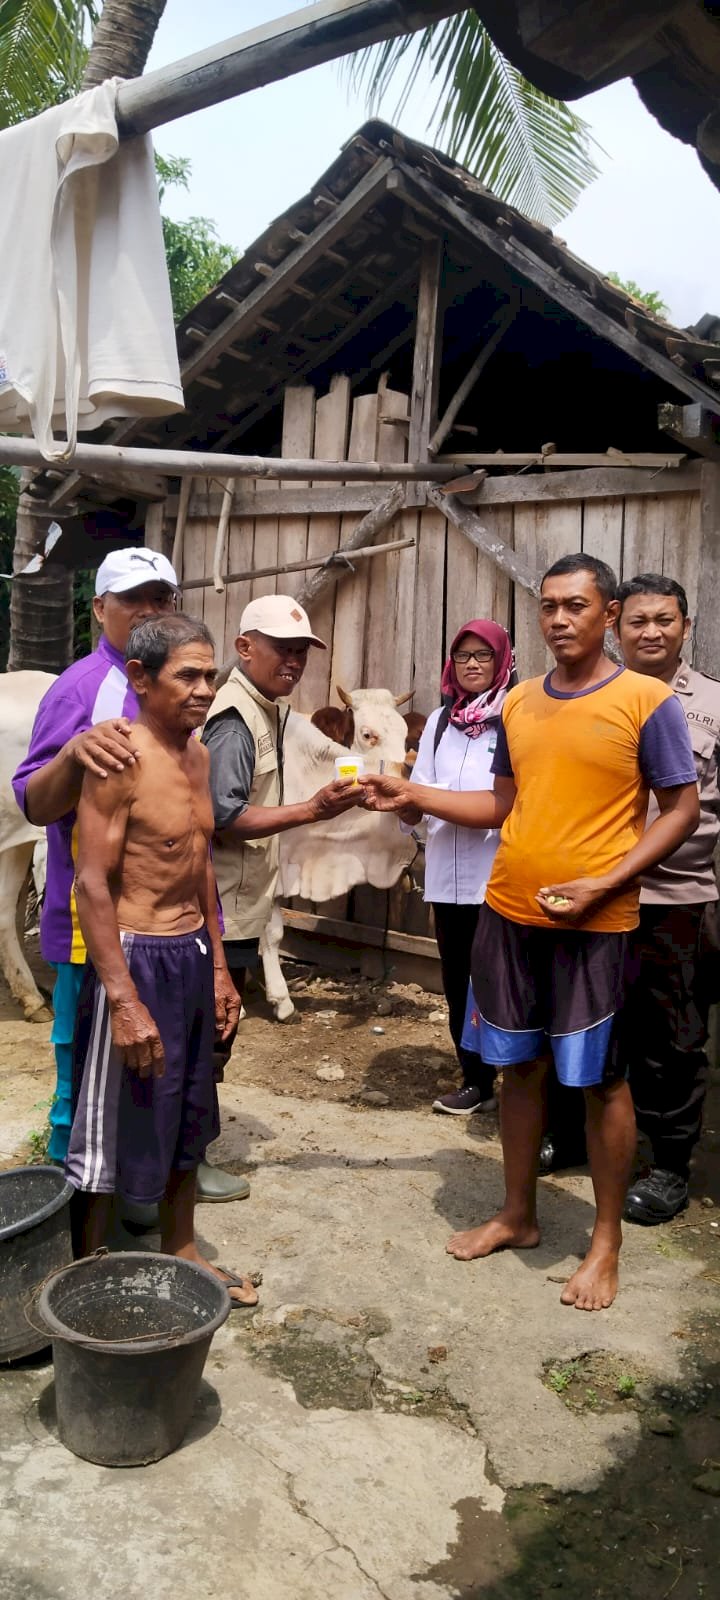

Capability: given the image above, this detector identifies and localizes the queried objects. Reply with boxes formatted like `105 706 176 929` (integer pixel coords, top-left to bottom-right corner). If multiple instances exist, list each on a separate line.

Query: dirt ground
2 943 720 1599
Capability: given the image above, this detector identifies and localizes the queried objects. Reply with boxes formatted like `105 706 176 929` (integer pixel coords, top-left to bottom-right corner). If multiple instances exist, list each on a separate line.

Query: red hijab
440 619 514 737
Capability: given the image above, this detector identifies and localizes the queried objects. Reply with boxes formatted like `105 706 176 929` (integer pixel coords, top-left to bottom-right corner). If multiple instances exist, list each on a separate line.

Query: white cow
260 688 417 1020
0 675 417 1026
0 671 56 1020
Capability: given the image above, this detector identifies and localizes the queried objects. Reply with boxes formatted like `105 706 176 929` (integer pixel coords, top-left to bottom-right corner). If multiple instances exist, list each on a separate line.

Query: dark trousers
432 902 495 1098
625 903 713 1180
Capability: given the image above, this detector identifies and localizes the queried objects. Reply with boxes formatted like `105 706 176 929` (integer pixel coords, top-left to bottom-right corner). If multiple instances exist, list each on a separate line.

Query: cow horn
336 685 353 708
394 688 415 707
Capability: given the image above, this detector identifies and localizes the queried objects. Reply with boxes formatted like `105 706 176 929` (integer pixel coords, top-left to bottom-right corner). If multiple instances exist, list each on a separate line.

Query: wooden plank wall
168 378 703 951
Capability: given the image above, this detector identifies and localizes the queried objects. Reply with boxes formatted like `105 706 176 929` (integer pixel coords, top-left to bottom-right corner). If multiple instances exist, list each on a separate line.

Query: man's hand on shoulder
307 778 366 822
108 993 165 1078
71 718 140 779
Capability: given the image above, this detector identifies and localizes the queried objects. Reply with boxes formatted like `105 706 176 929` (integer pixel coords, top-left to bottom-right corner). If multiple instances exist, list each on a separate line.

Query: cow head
311 705 355 747
336 685 412 772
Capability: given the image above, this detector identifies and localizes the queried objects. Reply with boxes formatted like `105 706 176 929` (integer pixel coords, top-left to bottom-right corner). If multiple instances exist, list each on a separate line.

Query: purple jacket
12 637 138 964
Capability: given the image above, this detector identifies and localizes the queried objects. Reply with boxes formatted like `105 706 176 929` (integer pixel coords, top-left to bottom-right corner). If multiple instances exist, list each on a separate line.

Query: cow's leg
260 904 295 1021
0 843 49 1021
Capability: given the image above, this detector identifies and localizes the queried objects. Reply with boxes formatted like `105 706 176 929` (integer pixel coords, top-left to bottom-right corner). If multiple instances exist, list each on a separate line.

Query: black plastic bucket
0 1165 73 1362
37 1251 231 1466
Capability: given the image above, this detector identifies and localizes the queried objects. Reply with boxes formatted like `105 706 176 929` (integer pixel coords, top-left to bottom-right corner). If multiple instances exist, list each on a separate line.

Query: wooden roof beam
115 0 462 137
393 164 719 413
658 402 720 463
515 1 683 82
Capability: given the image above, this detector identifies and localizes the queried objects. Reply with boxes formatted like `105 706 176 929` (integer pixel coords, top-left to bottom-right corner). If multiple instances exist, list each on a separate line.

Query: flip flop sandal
216 1265 261 1308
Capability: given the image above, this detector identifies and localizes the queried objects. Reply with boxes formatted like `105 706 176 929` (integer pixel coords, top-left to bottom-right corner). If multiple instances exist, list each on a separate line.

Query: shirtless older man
66 612 257 1306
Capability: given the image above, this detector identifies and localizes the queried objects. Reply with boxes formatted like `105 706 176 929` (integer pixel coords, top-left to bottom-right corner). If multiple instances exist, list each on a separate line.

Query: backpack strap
433 703 451 757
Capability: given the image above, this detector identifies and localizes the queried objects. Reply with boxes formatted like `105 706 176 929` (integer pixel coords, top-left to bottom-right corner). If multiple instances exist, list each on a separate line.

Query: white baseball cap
239 593 326 649
95 547 179 597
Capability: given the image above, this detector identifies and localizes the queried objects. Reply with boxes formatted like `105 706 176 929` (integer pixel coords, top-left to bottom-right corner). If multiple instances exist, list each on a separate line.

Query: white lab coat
408 708 500 904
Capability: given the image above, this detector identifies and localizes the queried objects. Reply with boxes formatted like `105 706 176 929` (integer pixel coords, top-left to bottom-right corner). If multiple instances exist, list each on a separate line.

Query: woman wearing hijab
405 619 515 1114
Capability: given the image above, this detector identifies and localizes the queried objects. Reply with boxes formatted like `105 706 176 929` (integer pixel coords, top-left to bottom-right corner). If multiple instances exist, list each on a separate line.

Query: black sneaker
623 1168 689 1226
432 1085 497 1115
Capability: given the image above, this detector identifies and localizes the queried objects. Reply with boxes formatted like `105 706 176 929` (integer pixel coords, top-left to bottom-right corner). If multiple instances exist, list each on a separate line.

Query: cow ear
336 685 353 708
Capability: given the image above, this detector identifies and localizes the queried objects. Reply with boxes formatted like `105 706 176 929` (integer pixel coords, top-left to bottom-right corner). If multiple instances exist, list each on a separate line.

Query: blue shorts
470 904 635 1088
66 928 219 1205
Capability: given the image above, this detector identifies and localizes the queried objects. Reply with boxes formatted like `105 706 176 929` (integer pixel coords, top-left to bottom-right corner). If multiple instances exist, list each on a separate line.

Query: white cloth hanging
0 79 183 462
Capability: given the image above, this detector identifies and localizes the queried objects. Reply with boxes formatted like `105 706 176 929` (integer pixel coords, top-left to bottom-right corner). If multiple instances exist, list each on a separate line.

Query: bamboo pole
0 434 459 483
181 535 415 593
297 483 404 607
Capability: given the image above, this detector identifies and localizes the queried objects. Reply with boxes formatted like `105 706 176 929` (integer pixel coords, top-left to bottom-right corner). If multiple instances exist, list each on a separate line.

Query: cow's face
346 690 408 773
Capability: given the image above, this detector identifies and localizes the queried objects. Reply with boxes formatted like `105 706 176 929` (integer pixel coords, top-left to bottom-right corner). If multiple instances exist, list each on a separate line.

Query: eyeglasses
452 649 494 665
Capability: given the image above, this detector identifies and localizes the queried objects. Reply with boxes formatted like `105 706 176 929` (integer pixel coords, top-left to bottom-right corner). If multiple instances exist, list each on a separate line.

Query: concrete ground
1 958 720 1599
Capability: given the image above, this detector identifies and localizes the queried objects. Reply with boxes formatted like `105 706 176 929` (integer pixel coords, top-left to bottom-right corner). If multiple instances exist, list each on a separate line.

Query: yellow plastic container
334 755 365 784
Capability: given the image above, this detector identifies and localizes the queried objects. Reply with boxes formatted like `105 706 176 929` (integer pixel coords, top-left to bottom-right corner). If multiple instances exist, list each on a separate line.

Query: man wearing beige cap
202 595 360 1020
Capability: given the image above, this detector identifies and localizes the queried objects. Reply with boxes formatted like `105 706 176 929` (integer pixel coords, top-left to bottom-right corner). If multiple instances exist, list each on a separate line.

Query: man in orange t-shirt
363 554 698 1311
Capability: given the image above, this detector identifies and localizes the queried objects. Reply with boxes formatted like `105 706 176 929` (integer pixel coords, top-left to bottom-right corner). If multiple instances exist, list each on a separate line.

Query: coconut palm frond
347 12 600 227
0 0 97 128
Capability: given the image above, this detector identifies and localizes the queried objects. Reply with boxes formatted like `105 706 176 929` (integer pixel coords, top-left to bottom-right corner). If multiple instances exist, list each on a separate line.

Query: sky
146 1 720 329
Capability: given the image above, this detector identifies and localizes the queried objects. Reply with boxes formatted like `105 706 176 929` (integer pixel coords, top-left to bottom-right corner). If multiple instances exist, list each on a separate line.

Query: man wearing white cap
12 547 248 1204
203 594 360 1009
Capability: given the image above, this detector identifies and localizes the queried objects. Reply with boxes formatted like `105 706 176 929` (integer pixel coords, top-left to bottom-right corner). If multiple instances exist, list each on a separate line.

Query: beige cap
238 593 326 649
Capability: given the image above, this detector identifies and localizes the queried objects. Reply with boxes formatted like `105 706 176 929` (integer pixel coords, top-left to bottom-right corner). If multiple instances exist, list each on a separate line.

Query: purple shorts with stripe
66 927 219 1205
471 903 636 1088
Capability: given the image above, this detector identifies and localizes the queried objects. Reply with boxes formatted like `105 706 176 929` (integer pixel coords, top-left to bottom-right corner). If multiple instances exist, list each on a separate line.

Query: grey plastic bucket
0 1165 73 1362
37 1250 231 1466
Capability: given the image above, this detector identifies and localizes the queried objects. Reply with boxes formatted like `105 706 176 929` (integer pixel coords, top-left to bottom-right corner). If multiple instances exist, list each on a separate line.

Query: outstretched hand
308 778 367 821
536 879 609 923
359 774 412 814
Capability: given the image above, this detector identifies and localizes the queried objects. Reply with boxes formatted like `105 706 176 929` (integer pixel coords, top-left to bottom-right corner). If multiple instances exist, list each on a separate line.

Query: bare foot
211 1266 259 1308
446 1213 541 1261
166 1242 259 1307
560 1245 619 1311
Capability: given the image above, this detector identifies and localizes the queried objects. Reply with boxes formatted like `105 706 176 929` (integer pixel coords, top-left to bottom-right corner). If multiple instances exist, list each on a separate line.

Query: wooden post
407 236 443 507
427 485 540 595
298 483 404 608
429 298 516 456
693 462 720 676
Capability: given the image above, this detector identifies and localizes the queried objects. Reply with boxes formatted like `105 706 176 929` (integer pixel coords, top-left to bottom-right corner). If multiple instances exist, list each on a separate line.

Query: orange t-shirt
486 666 696 933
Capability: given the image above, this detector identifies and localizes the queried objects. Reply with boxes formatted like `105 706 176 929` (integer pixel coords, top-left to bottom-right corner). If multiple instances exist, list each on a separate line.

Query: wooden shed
41 119 720 982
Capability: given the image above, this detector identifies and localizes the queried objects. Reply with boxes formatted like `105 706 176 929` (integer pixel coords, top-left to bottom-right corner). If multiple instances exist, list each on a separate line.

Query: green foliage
0 0 96 128
547 1362 579 1394
616 1373 637 1398
348 11 600 226
606 273 669 318
156 152 238 324
27 1098 53 1163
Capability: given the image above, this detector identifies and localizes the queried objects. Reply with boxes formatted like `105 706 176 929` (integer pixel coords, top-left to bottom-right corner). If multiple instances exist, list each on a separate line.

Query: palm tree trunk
8 0 168 671
81 0 167 88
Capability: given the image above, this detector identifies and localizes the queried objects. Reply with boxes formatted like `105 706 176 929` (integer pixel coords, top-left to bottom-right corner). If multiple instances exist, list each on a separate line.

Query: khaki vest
207 669 290 940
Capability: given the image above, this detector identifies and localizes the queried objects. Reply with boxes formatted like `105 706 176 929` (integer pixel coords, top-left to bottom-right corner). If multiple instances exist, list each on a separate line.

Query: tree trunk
81 0 168 88
8 0 168 671
8 475 74 670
